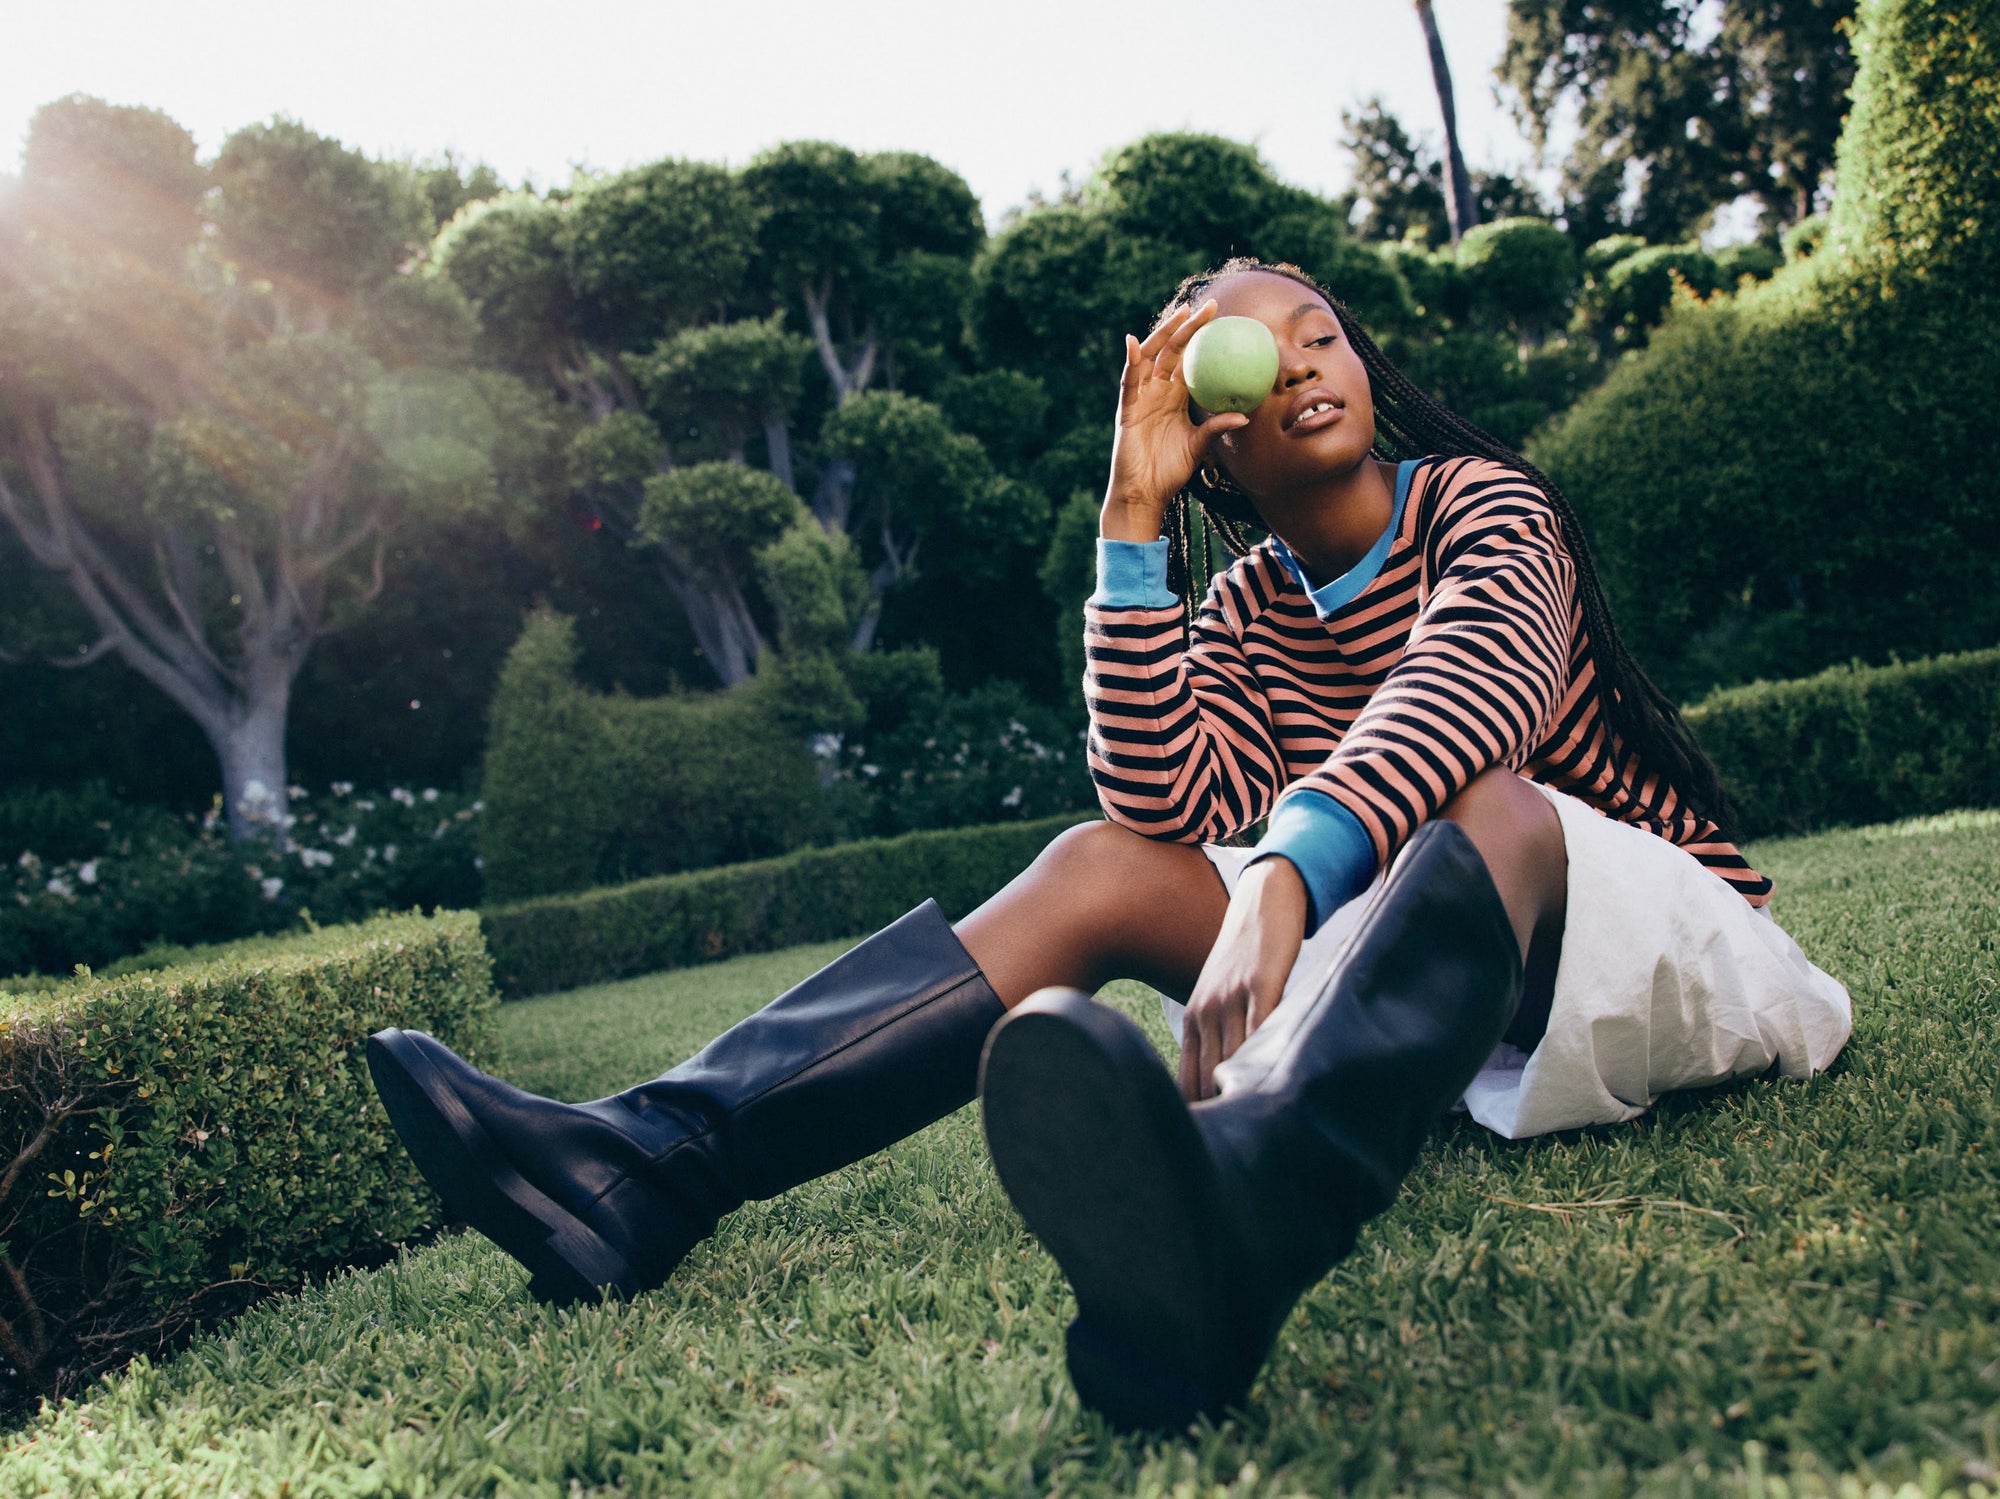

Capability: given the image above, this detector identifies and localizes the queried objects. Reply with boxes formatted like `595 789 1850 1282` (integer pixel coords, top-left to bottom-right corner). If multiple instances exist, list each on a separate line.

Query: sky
2 0 1532 225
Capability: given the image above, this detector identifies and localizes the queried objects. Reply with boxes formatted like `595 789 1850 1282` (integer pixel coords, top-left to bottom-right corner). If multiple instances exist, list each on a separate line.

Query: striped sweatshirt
1084 455 1772 906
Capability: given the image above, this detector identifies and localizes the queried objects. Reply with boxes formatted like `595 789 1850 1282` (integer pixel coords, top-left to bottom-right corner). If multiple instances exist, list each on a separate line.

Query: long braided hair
1163 256 1734 833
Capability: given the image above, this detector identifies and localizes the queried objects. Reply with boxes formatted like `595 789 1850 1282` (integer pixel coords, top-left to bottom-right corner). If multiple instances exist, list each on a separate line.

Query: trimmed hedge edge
480 812 1095 999
0 911 499 1407
1687 644 2000 838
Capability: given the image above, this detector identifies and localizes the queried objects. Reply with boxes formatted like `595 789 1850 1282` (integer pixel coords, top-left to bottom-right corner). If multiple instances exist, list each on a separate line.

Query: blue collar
1269 459 1417 621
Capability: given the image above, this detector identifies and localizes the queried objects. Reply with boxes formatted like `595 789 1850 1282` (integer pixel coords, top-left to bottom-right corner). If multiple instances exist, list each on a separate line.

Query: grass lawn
2 812 1997 1496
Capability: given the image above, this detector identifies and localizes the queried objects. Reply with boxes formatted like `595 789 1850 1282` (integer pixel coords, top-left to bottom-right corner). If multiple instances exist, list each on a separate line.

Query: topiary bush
1534 0 2000 702
1457 217 1578 348
478 610 858 902
0 910 498 1404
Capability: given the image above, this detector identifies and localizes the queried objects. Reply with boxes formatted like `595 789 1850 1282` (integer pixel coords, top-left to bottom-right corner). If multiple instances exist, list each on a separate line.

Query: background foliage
0 911 498 1404
1533 0 2000 700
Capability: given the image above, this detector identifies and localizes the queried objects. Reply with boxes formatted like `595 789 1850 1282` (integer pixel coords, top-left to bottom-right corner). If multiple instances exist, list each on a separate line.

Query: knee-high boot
368 900 1005 1304
979 820 1523 1429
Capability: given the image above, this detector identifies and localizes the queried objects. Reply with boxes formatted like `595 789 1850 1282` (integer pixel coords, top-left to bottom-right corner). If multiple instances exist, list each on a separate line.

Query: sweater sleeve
1245 788 1378 934
1083 568 1289 844
1295 463 1576 862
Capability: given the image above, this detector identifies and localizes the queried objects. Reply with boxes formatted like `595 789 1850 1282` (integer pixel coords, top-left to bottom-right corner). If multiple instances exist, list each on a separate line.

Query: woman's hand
1101 300 1251 542
1178 856 1308 1101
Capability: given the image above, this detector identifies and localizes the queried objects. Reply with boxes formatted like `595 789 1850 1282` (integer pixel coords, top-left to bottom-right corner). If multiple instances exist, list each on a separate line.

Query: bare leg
955 822 1230 1009
1438 769 1568 1023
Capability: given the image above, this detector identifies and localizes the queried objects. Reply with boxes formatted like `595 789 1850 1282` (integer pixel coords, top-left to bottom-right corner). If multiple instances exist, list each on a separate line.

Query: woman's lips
1285 401 1344 435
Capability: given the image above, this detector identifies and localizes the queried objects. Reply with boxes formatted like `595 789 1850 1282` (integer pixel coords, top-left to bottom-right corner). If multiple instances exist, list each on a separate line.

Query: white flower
432 822 449 840
1000 785 1024 809
77 861 99 885
17 851 41 874
390 788 416 807
355 799 375 812
861 763 881 778
333 824 358 847
331 781 354 797
471 801 484 813
242 779 271 804
809 732 843 760
473 856 485 870
421 787 439 803
45 877 75 899
296 848 335 869
382 843 398 862
287 785 307 801
260 876 285 900
1008 720 1029 736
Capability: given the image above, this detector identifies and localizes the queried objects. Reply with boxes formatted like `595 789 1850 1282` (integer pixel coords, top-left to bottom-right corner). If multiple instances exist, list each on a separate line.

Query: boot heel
367 1030 639 1304
1066 1316 1227 1429
981 991 1255 1427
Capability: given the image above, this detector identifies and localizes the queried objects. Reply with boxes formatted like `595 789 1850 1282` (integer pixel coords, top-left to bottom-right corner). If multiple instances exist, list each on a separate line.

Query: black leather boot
979 820 1524 1429
368 899 1005 1305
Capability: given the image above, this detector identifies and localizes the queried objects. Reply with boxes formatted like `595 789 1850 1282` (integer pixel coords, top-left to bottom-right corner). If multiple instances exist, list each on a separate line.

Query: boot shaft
1199 821 1524 1285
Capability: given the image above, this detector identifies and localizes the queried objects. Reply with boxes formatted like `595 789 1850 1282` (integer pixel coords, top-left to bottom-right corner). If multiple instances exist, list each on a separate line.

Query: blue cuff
1089 538 1175 608
1247 791 1378 935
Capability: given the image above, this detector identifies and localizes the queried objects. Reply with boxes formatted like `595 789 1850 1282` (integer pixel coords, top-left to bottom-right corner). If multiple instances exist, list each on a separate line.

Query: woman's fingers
1155 299 1220 377
1177 1016 1202 1102
1219 998 1247 1072
1136 302 1196 361
1190 411 1249 456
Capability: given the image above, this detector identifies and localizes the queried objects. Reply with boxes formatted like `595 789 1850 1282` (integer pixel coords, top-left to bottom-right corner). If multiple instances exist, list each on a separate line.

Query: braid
1158 256 1736 836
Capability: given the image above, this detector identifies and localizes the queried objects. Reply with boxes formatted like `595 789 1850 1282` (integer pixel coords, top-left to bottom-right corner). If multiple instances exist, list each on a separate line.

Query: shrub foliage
478 611 853 901
481 811 1091 998
1532 0 2000 702
0 911 498 1404
1689 645 2000 837
1 780 484 980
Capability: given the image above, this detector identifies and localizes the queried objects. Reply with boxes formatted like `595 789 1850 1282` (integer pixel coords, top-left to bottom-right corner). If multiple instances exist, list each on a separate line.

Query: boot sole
366 1029 640 1305
979 992 1256 1429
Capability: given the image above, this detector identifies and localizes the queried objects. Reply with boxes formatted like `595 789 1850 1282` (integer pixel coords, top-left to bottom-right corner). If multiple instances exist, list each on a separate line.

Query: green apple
1182 316 1280 415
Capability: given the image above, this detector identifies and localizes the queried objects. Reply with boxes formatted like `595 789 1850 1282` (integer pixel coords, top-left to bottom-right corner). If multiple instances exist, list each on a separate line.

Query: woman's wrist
1100 493 1169 543
1233 856 1309 941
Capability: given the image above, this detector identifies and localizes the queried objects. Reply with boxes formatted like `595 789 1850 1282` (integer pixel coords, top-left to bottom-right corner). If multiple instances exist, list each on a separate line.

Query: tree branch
802 277 856 402
152 537 230 682
50 633 123 669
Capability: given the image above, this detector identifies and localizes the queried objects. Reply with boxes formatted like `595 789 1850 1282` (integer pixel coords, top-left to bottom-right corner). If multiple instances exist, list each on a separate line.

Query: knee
1439 769 1563 864
1441 767 1542 824
1029 818 1156 888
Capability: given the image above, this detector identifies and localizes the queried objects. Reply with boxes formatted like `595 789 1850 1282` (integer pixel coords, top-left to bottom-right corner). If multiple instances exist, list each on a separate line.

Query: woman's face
1197 271 1378 502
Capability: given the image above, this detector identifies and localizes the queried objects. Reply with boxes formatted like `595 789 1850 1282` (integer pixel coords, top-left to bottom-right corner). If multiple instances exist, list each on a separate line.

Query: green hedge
1688 645 2000 839
482 812 1093 998
1532 0 2000 703
480 610 856 902
0 911 498 1406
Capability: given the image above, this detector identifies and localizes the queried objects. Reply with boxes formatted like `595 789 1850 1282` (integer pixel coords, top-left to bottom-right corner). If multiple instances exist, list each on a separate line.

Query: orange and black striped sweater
1083 455 1772 907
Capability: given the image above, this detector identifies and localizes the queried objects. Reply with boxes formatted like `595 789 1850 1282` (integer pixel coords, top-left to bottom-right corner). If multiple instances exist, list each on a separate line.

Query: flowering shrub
828 678 1094 838
2 783 483 979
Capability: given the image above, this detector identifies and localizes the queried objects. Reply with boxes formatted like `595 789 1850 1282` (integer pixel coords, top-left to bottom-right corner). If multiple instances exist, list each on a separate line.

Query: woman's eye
1308 334 1338 348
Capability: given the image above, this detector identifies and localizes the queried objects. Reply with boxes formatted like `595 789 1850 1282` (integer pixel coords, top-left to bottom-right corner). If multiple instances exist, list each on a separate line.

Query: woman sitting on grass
367 258 1851 1430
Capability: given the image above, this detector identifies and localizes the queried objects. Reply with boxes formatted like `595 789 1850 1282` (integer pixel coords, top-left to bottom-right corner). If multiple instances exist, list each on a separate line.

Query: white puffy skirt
1166 782 1854 1140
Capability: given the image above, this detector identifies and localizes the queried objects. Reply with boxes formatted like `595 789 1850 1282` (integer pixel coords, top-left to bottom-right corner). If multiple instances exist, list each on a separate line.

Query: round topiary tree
1531 0 2000 702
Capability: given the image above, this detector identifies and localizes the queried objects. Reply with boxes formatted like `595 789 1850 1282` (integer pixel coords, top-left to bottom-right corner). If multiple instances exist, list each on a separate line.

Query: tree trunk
764 419 795 492
212 695 292 843
652 551 764 686
812 458 858 534
1416 0 1480 245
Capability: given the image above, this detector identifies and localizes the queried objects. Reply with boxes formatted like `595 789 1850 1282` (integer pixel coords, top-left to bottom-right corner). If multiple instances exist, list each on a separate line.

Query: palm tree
1415 0 1480 244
